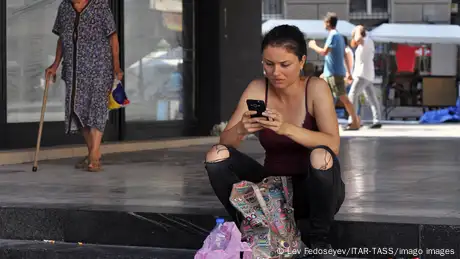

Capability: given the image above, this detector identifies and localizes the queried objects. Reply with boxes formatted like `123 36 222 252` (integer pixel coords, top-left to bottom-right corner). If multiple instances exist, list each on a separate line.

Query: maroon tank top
258 77 319 176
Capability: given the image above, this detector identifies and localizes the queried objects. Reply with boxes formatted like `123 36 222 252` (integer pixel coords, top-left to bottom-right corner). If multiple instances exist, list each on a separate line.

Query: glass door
2 0 120 149
122 0 195 140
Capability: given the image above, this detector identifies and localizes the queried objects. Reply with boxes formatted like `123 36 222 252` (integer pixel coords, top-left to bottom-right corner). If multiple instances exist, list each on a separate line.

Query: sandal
343 123 361 131
344 125 361 131
75 157 89 169
87 154 102 172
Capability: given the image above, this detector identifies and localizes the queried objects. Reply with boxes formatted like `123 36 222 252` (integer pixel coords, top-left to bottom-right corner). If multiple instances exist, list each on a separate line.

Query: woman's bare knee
205 144 230 163
310 148 334 170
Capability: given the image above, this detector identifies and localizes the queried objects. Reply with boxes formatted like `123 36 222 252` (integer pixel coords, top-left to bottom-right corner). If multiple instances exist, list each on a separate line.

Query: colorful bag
108 79 130 110
194 221 253 259
230 176 304 259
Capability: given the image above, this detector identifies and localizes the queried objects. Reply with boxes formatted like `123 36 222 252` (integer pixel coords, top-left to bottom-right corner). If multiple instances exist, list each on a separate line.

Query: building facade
263 0 453 71
280 0 452 24
0 0 262 149
2 0 453 150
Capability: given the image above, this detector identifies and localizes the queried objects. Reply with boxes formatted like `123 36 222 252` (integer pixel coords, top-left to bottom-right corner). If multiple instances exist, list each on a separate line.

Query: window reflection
6 0 66 123
349 0 367 13
371 0 388 13
124 0 184 121
262 0 284 20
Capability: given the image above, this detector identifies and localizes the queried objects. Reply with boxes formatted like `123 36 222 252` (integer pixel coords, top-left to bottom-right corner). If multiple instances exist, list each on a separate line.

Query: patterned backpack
230 176 305 259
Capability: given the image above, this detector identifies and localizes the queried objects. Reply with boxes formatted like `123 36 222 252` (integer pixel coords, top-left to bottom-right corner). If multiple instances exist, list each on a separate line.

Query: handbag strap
252 183 282 236
281 176 292 205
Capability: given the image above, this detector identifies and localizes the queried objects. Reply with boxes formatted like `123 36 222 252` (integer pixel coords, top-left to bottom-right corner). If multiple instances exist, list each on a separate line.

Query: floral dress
52 0 116 134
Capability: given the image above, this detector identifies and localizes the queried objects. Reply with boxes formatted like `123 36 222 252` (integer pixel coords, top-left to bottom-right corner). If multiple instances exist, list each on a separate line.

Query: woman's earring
261 61 267 76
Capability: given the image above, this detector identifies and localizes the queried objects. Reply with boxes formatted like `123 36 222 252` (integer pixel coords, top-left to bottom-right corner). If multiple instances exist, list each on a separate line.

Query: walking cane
32 76 52 172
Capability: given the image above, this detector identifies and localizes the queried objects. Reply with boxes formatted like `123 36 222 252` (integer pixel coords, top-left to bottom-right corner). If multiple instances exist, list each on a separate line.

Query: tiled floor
0 134 459 225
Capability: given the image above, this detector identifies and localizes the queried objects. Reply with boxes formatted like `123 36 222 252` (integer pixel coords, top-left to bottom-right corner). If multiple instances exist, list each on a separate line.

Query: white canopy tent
262 19 357 39
369 23 460 77
369 23 460 120
369 23 460 44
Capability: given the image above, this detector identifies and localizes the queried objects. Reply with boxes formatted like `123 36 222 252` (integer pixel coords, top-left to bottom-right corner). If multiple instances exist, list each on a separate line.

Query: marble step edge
0 239 370 259
0 136 219 166
0 239 373 259
0 239 196 259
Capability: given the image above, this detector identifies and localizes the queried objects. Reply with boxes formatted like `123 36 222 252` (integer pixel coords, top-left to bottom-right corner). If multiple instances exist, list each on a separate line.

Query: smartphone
246 99 266 118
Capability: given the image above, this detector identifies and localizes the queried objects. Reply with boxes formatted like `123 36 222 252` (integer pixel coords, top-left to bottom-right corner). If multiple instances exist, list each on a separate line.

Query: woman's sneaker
369 123 382 129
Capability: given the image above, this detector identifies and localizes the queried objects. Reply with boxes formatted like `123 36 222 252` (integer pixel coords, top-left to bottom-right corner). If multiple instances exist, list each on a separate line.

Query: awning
369 23 460 44
262 19 357 39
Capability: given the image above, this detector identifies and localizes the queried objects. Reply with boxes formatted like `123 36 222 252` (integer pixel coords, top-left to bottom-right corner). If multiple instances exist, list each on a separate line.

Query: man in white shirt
348 25 382 129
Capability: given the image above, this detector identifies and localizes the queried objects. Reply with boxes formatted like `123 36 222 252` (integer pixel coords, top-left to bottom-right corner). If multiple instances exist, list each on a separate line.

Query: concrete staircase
0 206 456 259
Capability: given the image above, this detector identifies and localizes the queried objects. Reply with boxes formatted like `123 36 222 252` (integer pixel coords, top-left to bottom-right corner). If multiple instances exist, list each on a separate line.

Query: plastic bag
194 221 253 259
108 79 130 110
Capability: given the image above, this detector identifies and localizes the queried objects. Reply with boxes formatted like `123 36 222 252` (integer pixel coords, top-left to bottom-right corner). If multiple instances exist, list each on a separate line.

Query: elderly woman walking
45 0 123 172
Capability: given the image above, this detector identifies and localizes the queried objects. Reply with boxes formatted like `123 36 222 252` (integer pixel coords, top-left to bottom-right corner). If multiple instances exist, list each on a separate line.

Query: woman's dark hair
261 25 307 61
342 35 348 46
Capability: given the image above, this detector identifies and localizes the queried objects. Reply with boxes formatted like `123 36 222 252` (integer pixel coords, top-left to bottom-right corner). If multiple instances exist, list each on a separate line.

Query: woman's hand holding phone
238 110 266 135
258 108 289 135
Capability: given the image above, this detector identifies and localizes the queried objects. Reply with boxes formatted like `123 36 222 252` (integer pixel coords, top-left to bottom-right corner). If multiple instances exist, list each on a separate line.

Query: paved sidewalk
0 135 459 225
338 123 460 138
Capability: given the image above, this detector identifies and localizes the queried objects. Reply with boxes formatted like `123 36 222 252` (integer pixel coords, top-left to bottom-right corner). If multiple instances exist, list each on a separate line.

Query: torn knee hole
205 144 230 163
310 148 334 170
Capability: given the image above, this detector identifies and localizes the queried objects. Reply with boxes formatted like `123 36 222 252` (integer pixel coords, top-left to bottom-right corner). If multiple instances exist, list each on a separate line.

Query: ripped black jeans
204 144 345 246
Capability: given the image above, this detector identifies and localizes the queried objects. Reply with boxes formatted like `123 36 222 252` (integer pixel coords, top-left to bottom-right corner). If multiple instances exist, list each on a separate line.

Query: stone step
0 239 376 259
0 239 195 259
0 206 458 259
0 207 216 250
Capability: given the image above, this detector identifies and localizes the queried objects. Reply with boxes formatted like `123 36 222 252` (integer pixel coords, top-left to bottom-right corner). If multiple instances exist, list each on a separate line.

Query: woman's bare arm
344 48 354 83
109 33 120 69
345 49 353 75
219 80 264 148
52 38 63 67
280 78 340 154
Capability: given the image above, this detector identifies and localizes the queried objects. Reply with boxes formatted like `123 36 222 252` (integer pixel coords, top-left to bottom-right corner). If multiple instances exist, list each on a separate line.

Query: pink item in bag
195 221 253 259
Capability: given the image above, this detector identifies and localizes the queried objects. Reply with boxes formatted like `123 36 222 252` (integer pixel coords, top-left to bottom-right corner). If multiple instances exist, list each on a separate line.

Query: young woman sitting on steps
204 25 345 259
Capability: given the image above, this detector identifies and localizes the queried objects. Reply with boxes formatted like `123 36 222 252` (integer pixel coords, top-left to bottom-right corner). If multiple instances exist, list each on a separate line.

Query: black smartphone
246 99 266 118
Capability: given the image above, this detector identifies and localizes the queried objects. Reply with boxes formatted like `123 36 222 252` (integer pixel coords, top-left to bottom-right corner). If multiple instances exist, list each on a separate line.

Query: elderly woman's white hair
352 25 366 41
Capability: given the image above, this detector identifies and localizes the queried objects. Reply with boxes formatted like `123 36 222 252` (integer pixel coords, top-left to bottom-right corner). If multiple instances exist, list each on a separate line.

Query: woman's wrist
279 122 293 137
236 121 247 137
